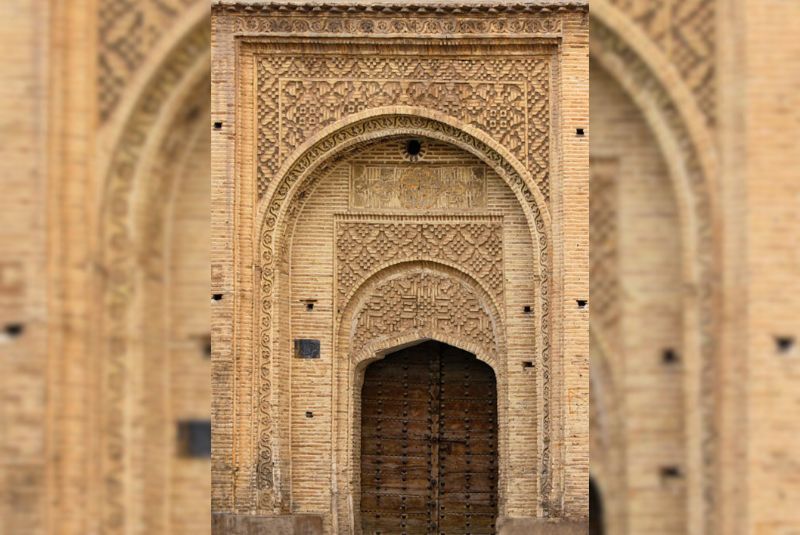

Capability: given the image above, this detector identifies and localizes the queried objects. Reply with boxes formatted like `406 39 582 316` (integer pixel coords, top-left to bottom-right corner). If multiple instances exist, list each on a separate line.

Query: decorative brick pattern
352 270 498 360
98 0 201 121
256 48 551 200
335 215 504 307
589 157 619 343
604 0 716 125
211 4 589 529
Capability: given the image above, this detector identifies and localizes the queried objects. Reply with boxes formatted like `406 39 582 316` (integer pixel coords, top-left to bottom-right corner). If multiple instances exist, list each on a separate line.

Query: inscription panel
350 165 486 212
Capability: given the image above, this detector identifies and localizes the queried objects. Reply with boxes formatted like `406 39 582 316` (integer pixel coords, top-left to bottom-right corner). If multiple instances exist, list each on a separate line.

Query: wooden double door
360 341 498 534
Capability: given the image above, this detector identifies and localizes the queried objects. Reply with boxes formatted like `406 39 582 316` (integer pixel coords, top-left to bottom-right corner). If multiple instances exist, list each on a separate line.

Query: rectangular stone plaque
350 164 486 211
294 338 321 359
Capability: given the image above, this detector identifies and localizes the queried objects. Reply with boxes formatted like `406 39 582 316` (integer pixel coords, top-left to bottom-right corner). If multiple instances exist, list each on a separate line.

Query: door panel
360 340 498 535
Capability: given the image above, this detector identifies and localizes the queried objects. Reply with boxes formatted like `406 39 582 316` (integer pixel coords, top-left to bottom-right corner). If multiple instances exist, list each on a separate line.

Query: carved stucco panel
257 53 551 200
351 270 498 362
335 216 505 311
231 13 563 36
350 164 487 212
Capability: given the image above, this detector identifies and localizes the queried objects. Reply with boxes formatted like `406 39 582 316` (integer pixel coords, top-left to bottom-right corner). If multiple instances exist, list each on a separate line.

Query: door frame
332 262 509 534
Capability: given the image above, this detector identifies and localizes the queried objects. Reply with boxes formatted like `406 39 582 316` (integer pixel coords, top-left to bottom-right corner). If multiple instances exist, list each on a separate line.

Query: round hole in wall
406 139 422 156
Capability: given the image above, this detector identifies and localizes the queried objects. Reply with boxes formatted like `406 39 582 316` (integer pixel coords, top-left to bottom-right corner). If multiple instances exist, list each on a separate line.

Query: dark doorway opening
360 340 498 534
590 477 604 535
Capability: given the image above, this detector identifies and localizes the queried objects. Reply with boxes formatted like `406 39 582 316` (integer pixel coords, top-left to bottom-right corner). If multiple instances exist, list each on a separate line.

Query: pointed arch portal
211 6 589 532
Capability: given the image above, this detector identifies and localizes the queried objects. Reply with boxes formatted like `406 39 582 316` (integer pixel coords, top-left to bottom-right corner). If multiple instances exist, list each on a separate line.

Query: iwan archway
211 5 588 532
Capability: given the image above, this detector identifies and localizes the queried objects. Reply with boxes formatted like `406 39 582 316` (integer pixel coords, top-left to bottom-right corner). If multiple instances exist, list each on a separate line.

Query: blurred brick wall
0 0 47 532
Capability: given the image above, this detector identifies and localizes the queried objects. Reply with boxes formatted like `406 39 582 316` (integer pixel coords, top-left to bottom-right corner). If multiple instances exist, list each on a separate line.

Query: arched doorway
360 340 498 534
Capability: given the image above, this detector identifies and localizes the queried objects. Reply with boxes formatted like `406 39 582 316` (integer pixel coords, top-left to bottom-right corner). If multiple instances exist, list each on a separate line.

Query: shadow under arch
253 106 556 515
589 324 625 535
590 4 720 533
333 260 509 534
589 476 605 535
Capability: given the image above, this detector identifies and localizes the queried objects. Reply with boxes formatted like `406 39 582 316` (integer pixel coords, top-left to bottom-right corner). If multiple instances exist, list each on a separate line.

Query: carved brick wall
335 215 504 307
286 138 537 528
603 0 715 125
245 37 559 515
351 270 498 361
98 0 203 121
212 3 589 528
255 49 551 200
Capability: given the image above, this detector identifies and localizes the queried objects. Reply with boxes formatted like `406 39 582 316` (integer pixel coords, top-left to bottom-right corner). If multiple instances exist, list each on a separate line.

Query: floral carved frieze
232 14 563 36
352 270 498 361
350 164 487 212
257 51 551 200
335 215 504 312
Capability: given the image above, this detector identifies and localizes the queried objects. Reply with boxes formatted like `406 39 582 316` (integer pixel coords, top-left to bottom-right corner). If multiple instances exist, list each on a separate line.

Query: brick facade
211 2 589 532
2 1 797 534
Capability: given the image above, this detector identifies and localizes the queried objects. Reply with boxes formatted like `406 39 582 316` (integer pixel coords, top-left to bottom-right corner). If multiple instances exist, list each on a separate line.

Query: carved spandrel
350 165 486 211
257 53 552 200
352 271 497 360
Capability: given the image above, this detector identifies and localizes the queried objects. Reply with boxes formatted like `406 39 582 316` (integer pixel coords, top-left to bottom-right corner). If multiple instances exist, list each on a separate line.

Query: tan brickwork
590 1 720 532
0 1 48 533
741 1 800 533
5 1 799 535
591 1 800 535
591 63 687 534
211 2 589 532
7 2 215 534
168 116 212 535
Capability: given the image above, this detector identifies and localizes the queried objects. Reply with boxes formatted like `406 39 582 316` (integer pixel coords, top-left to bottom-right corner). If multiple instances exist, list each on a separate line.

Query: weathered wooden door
361 340 498 534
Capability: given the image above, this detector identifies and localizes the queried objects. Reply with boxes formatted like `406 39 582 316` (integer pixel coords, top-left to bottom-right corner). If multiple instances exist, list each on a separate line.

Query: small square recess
295 338 321 359
177 420 211 458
